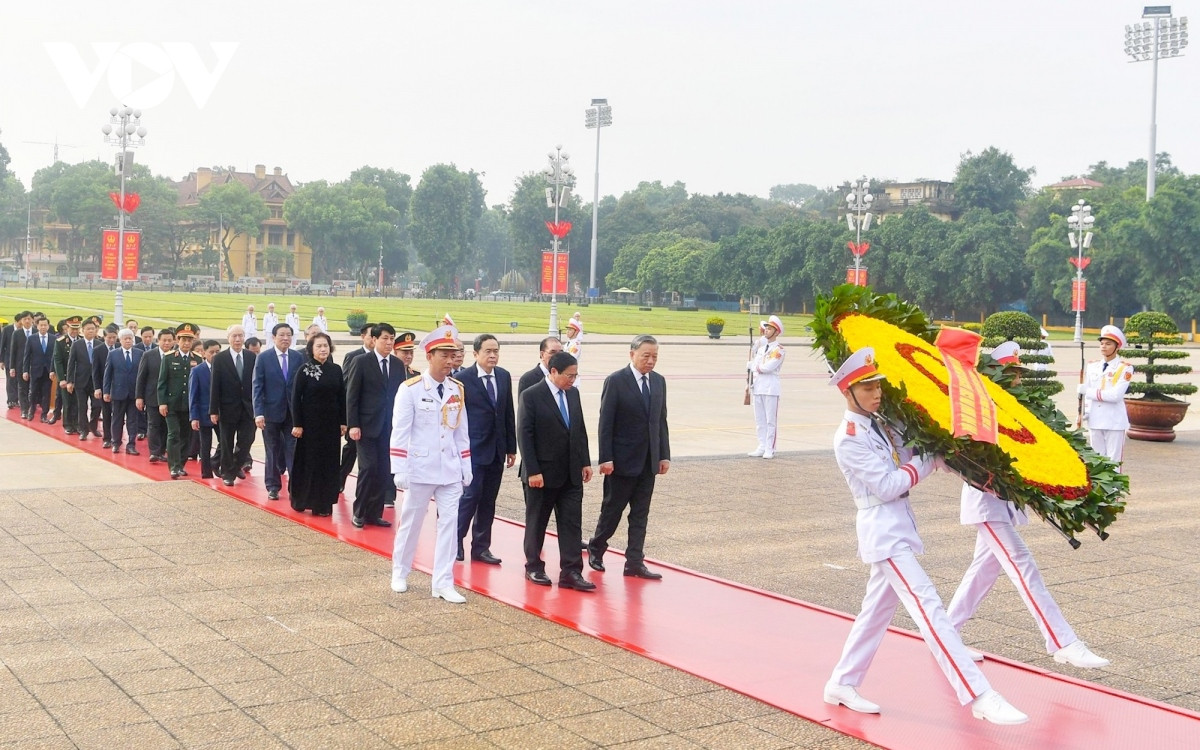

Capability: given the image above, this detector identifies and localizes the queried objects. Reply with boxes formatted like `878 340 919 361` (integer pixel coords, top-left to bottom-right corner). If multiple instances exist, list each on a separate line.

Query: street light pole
543 145 574 335
844 177 874 285
584 98 612 298
1125 8 1189 200
101 105 147 325
1068 199 1095 427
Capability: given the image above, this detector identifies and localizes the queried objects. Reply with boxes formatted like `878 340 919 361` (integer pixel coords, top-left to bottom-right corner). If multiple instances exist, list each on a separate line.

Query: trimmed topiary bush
1123 311 1196 401
981 311 1062 396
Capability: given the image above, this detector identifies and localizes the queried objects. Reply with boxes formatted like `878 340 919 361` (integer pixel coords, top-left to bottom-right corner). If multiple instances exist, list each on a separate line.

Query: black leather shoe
178 469 189 477
588 551 605 572
112 446 121 454
236 468 247 479
222 478 235 486
136 433 145 440
560 571 597 591
267 490 279 500
366 518 391 527
525 570 552 586
92 430 102 438
46 416 57 425
170 470 180 479
472 551 502 565
351 517 365 528
455 550 464 562
148 454 161 463
40 417 49 424
102 441 113 449
624 564 663 580
126 448 139 456
79 434 87 441
65 429 78 435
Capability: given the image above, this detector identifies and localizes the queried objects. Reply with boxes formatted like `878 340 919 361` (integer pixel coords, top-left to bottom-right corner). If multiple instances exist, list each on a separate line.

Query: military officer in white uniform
1078 325 1133 464
565 316 583 360
823 347 1027 726
262 303 279 334
241 305 258 342
390 325 472 604
947 342 1109 670
747 315 785 459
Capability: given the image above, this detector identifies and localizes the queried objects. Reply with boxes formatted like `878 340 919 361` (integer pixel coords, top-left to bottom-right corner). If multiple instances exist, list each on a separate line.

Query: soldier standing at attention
159 323 202 479
52 317 80 427
389 325 472 604
747 315 785 459
1078 325 1133 465
823 347 1027 725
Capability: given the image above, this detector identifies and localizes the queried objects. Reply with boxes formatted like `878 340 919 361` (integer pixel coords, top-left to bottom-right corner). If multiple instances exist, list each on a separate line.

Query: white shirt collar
629 363 648 381
546 379 569 399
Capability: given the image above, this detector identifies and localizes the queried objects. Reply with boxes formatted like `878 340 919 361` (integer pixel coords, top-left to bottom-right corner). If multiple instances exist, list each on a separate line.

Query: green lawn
0 288 811 337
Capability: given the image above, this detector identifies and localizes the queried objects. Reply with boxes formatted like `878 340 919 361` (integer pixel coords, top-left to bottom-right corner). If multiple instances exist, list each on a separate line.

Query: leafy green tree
349 166 412 274
768 183 819 207
505 172 587 280
127 171 202 277
32 160 116 273
470 207 514 289
760 219 844 312
410 164 485 292
1133 175 1200 319
704 227 772 301
606 231 683 291
872 207 953 314
953 147 1034 214
634 238 715 299
943 209 1026 318
193 181 269 281
284 180 400 283
0 174 27 265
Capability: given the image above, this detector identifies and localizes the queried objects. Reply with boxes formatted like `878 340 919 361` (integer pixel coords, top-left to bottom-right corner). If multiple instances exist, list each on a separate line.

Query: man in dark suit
66 316 102 440
94 325 120 446
345 323 404 527
103 328 142 454
517 336 563 395
0 313 17 408
253 323 304 500
22 316 54 421
133 326 155 438
588 334 671 580
456 334 516 564
190 339 221 478
210 325 257 487
338 322 374 492
51 317 78 426
518 351 594 590
6 311 33 412
137 328 175 462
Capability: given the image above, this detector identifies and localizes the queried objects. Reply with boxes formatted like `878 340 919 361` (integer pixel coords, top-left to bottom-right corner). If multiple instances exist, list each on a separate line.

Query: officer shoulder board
844 420 856 436
448 376 464 401
403 374 422 387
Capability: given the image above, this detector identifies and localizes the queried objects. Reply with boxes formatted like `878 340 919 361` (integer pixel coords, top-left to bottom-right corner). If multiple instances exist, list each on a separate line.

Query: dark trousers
196 425 215 477
6 367 18 405
100 397 113 441
17 370 30 412
261 418 295 492
458 459 504 557
524 482 584 577
56 382 71 422
217 412 255 480
111 398 137 447
164 409 192 471
145 405 167 456
589 458 657 567
137 405 147 436
353 433 392 522
339 438 357 489
28 374 50 416
75 387 99 435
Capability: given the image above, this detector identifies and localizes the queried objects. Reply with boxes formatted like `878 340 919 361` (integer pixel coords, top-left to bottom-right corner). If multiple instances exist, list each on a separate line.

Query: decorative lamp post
844 177 874 286
101 105 147 325
543 145 574 334
1067 199 1095 426
584 98 612 298
1125 7 1189 200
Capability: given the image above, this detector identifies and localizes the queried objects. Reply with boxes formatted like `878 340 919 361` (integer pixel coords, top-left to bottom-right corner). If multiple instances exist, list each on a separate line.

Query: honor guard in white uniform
565 316 583 360
747 315 785 459
262 303 279 334
947 343 1109 669
241 306 258 341
285 305 301 333
390 325 472 604
823 347 1027 726
1078 325 1133 464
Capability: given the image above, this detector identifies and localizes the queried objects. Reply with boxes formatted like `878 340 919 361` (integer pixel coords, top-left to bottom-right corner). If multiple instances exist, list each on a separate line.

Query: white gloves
393 473 409 490
746 361 755 372
1077 384 1088 396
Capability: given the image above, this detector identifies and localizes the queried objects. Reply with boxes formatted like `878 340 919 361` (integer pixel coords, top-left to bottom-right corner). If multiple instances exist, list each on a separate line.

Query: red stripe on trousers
982 522 1064 650
886 558 977 700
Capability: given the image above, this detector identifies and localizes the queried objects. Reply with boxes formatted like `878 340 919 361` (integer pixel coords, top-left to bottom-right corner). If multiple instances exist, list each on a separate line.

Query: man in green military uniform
158 323 203 478
52 317 79 427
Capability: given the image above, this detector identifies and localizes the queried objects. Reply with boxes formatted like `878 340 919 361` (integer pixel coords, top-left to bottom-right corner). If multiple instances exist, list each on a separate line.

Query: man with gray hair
210 324 257 485
587 334 671 580
103 328 143 454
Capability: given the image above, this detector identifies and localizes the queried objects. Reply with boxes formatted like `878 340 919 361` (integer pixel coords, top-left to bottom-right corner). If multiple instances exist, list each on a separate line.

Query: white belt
853 492 908 511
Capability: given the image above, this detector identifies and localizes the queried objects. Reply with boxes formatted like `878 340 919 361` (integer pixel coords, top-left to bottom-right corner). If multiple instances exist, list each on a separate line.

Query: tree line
2 138 1198 323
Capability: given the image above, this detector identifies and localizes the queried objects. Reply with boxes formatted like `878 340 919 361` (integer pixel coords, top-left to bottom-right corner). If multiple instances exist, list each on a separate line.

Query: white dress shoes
1054 640 1110 668
971 689 1029 725
390 575 408 593
433 587 466 604
748 447 765 457
823 682 880 714
761 451 775 460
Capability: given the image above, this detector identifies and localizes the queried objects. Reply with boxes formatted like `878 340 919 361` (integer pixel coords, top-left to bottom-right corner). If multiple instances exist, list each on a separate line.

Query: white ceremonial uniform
750 340 785 453
1081 357 1133 462
285 312 301 332
262 312 278 334
390 372 472 592
312 315 329 333
241 313 258 341
946 485 1078 654
565 334 583 360
829 410 992 706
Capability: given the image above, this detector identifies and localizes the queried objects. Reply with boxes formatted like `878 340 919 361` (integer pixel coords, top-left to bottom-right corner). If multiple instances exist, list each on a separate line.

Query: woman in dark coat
289 332 346 516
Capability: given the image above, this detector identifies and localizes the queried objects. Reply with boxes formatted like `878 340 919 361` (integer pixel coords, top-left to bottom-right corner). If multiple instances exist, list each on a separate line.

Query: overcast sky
2 2 1196 205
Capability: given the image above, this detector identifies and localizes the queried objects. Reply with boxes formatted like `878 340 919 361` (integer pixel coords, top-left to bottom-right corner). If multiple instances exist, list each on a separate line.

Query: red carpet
8 408 1200 749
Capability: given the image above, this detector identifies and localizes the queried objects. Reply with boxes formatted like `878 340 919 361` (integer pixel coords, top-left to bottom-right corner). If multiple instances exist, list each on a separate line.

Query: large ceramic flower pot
1125 397 1190 442
706 324 724 339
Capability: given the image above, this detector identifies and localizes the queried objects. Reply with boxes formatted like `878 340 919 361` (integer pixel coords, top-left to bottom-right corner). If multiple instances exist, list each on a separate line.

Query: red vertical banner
121 231 140 280
846 267 868 286
540 252 570 295
101 230 120 279
1072 279 1087 312
555 252 568 295
541 251 554 294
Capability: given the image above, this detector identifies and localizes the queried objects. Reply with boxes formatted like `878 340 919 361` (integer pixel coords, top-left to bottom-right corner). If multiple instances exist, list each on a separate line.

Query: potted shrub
981 311 1062 396
1122 311 1195 442
706 316 725 339
346 308 368 335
